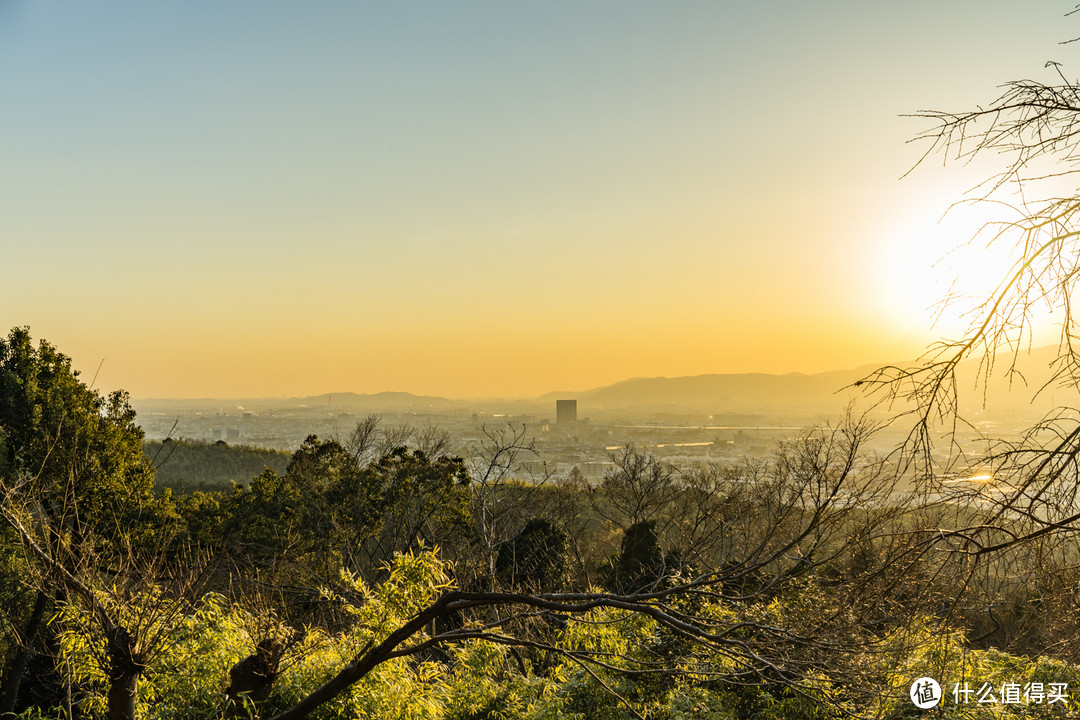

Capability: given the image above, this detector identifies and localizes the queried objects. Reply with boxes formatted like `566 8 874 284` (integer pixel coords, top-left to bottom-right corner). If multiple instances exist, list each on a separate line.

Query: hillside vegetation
145 439 291 493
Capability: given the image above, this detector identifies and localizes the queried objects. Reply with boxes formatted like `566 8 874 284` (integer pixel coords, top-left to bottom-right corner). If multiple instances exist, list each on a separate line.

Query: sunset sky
1 1 1072 398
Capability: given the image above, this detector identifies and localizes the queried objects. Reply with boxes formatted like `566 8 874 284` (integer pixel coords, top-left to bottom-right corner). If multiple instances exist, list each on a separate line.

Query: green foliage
0 327 156 544
172 489 228 548
19 545 1080 720
442 641 555 720
0 525 32 660
603 521 664 594
53 592 255 719
883 619 1080 719
0 328 178 715
145 439 289 494
496 518 570 591
268 549 456 719
207 435 367 581
368 447 472 566
210 437 471 585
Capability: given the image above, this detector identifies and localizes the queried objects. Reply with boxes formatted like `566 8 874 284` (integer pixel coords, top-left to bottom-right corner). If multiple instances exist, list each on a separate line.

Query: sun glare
943 473 995 485
875 200 1018 338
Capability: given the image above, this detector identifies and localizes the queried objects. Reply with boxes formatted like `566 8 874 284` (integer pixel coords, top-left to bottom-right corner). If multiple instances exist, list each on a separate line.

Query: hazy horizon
3 1 1071 399
127 359 892 402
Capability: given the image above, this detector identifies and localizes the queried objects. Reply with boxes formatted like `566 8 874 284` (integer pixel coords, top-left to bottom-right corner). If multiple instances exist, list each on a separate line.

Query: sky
1 1 1074 399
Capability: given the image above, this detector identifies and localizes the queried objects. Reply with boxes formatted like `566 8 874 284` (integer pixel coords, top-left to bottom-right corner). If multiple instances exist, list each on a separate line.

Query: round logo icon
910 677 941 709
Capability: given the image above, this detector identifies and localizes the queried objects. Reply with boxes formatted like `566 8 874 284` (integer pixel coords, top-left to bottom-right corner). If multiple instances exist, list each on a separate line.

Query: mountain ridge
537 364 887 410
133 346 1076 411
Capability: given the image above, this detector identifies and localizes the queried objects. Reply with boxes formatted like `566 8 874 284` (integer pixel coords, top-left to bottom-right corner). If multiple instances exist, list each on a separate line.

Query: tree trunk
0 590 49 714
226 639 282 717
106 627 141 720
107 672 138 720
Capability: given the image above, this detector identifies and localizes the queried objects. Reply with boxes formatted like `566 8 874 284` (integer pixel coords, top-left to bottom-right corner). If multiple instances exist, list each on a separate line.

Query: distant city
133 361 1069 480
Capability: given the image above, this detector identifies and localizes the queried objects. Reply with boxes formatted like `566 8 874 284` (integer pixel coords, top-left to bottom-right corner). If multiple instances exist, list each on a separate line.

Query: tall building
556 399 577 424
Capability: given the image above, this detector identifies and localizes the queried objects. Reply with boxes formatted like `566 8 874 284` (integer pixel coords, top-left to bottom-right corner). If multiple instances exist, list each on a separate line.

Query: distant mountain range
539 365 883 411
293 391 462 409
135 346 1080 414
130 391 464 413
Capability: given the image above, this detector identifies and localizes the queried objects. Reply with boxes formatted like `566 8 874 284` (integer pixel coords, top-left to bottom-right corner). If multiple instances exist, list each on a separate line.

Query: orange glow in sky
1 2 1071 398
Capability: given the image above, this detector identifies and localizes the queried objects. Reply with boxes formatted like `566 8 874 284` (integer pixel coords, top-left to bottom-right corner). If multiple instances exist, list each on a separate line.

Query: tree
859 27 1080 562
340 414 452 468
604 520 664 594
360 446 471 574
0 328 156 544
590 446 678 532
225 435 366 578
463 424 553 590
495 517 570 591
0 328 184 719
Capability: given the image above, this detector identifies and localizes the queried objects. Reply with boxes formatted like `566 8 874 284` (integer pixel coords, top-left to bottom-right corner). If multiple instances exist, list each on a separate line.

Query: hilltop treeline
145 439 291 493
2 328 1080 719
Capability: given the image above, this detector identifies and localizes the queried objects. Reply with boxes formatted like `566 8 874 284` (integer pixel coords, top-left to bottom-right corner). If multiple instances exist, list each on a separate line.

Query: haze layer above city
2 1 1072 399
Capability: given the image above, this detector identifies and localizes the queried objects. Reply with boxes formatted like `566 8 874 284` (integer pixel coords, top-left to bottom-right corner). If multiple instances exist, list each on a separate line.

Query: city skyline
2 1 1071 398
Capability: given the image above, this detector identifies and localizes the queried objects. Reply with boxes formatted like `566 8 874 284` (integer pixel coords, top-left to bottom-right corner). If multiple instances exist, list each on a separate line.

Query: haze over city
2 1 1069 399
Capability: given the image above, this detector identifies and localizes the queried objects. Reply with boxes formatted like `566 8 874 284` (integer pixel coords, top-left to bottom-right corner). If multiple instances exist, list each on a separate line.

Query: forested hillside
145 440 291 494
